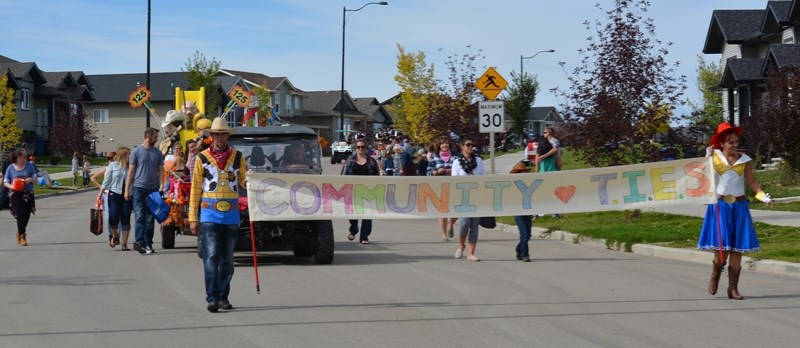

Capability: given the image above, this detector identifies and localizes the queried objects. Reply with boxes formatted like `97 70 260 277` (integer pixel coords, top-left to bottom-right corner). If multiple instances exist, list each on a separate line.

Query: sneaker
144 245 154 254
467 255 480 262
207 302 219 313
521 257 531 262
454 248 463 259
220 300 234 310
133 242 145 254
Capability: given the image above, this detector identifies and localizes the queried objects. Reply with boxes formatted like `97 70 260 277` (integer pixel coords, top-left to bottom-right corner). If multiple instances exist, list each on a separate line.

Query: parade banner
246 157 716 221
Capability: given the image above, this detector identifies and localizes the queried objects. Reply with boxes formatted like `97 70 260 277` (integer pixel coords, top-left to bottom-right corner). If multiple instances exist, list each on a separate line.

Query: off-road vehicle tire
162 225 177 249
293 244 314 258
314 220 334 264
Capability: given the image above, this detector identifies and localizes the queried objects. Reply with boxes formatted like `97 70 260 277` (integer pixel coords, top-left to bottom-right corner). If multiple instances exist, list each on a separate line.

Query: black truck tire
313 220 334 264
161 225 177 249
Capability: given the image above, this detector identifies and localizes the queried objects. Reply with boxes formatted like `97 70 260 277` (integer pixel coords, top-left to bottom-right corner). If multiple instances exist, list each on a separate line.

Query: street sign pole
475 67 508 175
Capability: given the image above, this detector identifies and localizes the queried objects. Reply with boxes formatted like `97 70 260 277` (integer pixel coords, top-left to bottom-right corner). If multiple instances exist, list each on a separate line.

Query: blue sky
0 0 772 116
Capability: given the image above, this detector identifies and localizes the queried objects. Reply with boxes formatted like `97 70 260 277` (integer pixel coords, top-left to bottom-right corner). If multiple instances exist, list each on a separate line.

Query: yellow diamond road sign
476 67 508 100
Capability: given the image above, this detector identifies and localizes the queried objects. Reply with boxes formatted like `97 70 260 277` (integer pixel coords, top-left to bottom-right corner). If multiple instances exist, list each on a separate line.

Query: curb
494 223 800 279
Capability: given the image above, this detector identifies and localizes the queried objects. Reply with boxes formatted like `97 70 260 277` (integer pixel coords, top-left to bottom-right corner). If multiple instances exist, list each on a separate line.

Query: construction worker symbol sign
476 67 508 100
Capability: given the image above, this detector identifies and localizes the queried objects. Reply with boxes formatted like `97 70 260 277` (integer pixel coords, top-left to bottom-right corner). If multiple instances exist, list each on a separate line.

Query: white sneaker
454 248 463 259
467 255 480 262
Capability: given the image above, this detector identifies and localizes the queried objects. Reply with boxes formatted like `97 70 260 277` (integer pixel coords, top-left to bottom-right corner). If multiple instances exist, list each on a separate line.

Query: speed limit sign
478 101 504 133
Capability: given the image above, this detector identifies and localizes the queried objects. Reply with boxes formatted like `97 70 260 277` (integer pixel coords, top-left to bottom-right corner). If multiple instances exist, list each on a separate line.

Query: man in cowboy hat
159 110 190 155
188 117 247 313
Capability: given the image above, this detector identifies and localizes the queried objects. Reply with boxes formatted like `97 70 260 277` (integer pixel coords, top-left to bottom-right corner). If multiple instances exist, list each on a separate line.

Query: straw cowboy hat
710 122 743 149
209 117 234 134
161 110 190 128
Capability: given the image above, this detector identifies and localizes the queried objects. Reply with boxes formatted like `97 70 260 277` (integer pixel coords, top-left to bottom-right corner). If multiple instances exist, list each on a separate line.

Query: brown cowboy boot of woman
708 259 724 295
727 266 744 300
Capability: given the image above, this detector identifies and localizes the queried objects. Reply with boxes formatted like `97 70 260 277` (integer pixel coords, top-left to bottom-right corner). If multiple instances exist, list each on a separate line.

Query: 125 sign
128 86 151 109
478 101 504 133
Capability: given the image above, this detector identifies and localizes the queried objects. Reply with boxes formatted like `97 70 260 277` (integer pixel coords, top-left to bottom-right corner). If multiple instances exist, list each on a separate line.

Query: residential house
352 97 393 138
1 54 95 155
86 72 249 154
303 90 367 142
703 0 800 126
218 69 309 126
521 106 563 137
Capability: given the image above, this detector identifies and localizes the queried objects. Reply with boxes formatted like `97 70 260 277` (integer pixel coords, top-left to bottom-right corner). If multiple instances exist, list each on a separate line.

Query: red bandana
209 145 232 170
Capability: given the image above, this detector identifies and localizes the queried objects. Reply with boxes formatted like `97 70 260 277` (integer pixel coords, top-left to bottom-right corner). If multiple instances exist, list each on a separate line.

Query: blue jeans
349 219 372 241
201 223 238 303
132 187 157 247
514 215 532 258
107 191 132 231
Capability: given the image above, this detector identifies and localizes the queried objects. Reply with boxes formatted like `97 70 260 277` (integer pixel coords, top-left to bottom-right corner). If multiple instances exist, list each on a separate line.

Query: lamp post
340 1 388 140
519 49 554 77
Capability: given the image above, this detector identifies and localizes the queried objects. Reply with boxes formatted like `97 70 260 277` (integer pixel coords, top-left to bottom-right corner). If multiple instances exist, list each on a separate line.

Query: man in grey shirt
125 127 165 254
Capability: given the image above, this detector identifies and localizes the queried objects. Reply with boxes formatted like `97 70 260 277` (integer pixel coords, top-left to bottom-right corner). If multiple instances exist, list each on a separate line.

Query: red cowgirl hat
709 122 743 149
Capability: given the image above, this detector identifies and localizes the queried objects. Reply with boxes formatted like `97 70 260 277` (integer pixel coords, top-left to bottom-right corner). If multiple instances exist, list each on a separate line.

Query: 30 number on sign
478 101 504 133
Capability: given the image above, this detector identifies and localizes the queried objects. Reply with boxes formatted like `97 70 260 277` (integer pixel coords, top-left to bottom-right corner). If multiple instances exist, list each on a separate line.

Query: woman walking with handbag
4 148 37 246
341 139 381 244
99 148 133 250
451 138 485 261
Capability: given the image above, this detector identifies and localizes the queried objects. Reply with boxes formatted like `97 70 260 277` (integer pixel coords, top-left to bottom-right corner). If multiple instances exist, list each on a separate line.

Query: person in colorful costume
188 118 247 313
697 122 773 300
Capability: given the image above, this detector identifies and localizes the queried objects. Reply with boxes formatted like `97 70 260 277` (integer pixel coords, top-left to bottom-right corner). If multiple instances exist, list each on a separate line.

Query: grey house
303 90 367 142
703 0 800 126
85 72 250 154
352 97 393 137
1 54 95 155
523 106 563 136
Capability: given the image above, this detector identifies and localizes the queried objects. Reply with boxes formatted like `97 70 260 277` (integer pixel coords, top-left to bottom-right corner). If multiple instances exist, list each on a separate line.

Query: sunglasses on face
464 143 474 147
355 146 366 149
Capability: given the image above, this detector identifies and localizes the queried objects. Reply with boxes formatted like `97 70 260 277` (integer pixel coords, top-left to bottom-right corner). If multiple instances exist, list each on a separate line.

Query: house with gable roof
0 54 95 155
85 72 251 154
303 90 369 142
703 0 800 127
352 97 393 136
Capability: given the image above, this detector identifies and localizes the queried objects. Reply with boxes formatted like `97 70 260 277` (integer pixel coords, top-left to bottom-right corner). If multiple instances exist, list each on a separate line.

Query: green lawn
498 212 800 263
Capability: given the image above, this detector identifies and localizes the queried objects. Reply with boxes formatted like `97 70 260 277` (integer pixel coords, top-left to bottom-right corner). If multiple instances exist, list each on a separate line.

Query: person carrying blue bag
125 127 165 255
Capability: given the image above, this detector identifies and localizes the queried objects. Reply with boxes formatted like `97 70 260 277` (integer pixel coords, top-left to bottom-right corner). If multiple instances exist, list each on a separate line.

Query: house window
93 109 109 123
286 95 292 114
294 95 301 110
20 89 30 110
35 108 48 138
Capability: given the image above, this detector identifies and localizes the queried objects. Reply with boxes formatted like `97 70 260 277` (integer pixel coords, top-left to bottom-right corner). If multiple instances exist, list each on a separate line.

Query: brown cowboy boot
16 232 22 245
727 266 744 300
19 233 28 246
708 260 724 295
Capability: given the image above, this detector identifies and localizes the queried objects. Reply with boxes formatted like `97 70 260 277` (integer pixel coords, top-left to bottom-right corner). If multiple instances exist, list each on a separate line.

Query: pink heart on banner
554 186 576 204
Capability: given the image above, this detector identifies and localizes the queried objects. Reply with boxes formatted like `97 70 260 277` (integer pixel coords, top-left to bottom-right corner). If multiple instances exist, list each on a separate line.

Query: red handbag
90 197 103 236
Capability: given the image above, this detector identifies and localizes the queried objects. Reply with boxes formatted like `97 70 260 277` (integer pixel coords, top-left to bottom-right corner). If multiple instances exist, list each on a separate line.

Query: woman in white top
451 138 485 261
697 123 773 300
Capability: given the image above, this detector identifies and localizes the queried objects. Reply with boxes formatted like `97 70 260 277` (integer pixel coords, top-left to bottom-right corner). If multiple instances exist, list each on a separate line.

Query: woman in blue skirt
697 122 773 300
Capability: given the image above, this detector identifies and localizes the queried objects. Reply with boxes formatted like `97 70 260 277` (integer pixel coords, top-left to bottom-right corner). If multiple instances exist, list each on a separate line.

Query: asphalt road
1 155 800 347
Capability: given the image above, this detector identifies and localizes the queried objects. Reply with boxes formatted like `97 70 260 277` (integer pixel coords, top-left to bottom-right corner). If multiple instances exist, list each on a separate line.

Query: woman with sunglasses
451 139 485 261
427 136 458 241
341 139 380 244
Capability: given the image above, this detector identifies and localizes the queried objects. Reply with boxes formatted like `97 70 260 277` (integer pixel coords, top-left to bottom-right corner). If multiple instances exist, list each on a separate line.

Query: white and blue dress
697 150 760 252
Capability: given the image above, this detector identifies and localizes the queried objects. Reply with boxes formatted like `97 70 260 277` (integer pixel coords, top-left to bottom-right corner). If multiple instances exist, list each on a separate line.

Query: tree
754 65 800 181
47 102 96 157
503 71 540 135
429 48 483 148
251 82 271 126
183 51 222 117
690 55 724 130
389 44 437 145
0 73 22 165
554 0 686 166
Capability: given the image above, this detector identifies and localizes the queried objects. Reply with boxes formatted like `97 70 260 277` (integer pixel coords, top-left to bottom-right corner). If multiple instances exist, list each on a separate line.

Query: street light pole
340 1 388 140
520 49 555 77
